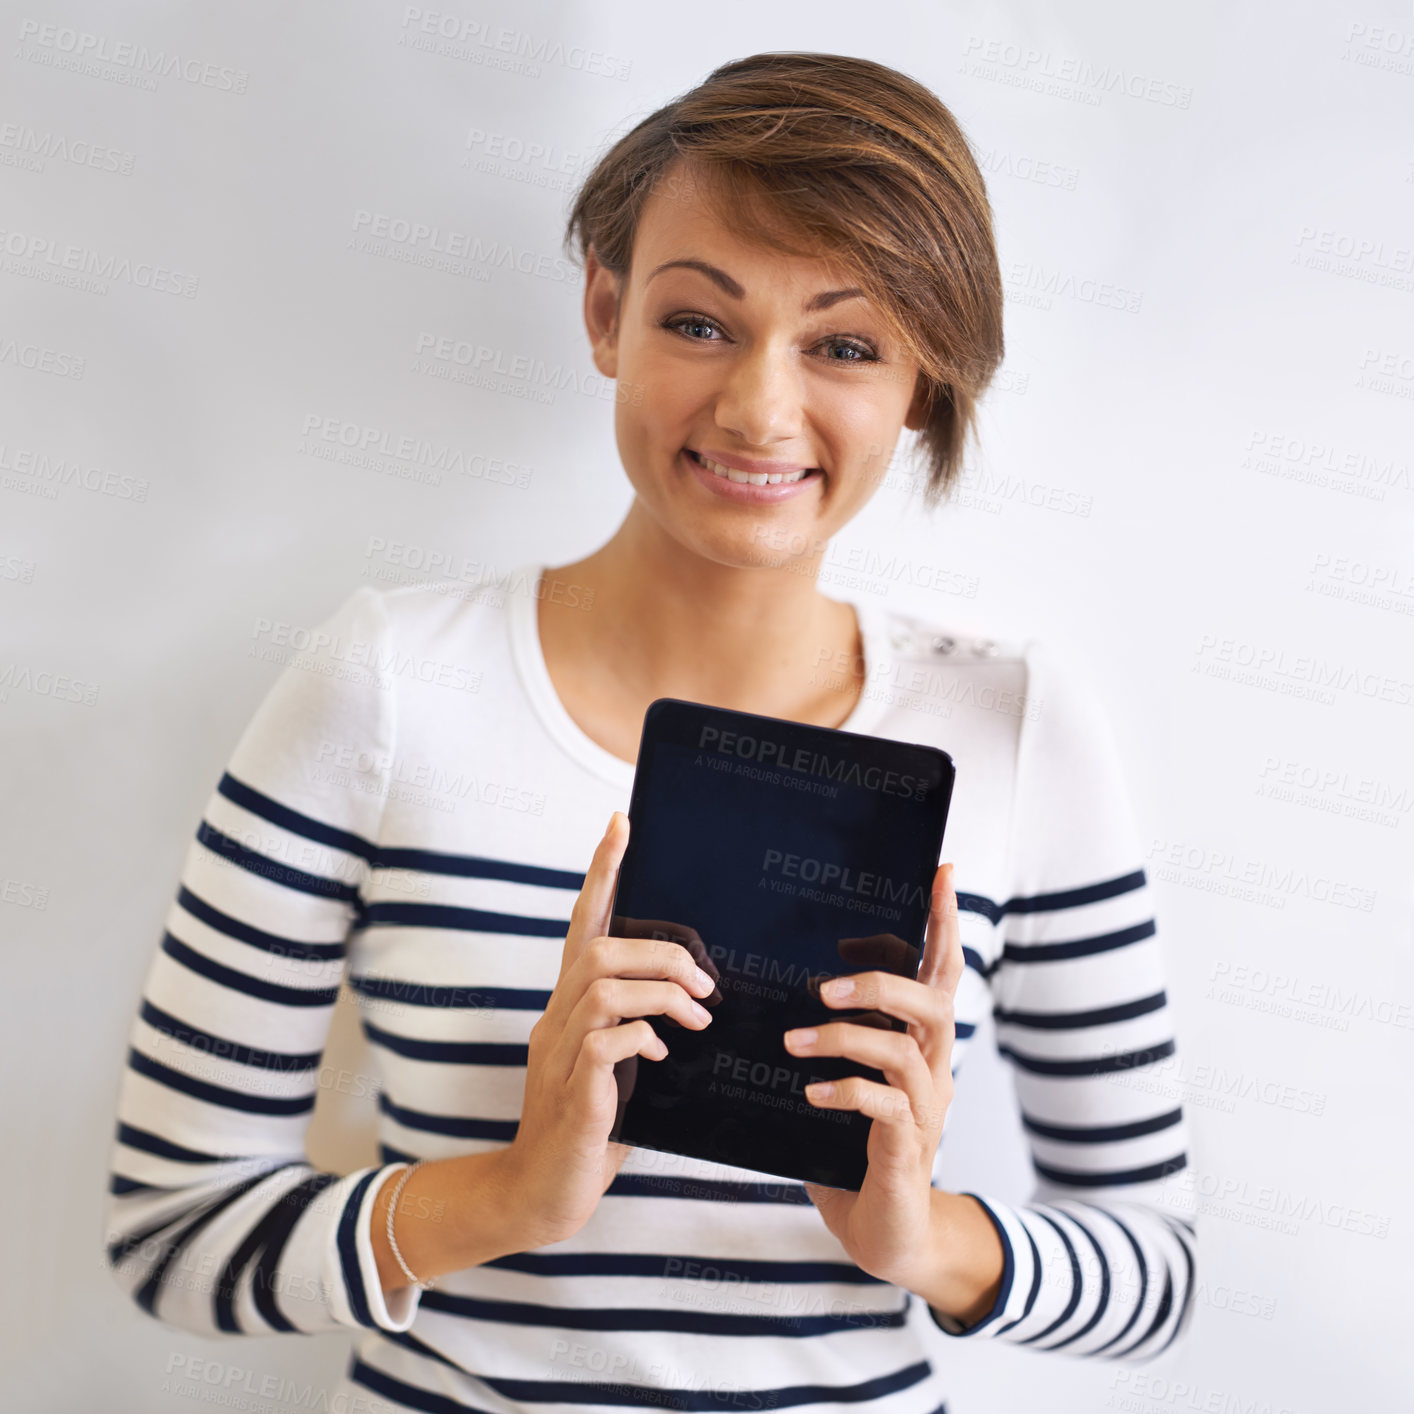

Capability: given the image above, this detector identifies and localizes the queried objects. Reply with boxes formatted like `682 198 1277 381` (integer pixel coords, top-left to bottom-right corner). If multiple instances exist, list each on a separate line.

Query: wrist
372 1149 539 1294
487 1144 568 1252
907 1190 1006 1329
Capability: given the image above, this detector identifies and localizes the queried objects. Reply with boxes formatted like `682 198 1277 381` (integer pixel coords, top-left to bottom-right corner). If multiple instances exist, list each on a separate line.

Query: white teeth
695 453 808 485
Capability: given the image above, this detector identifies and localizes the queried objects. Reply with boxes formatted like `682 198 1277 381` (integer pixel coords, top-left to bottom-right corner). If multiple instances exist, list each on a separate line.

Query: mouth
684 448 820 486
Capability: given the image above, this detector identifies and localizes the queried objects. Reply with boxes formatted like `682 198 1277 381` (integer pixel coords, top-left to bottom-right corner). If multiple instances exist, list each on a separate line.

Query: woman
105 52 1196 1413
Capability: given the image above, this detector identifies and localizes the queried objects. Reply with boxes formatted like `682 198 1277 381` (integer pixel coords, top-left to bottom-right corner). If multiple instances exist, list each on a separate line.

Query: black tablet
606 697 955 1191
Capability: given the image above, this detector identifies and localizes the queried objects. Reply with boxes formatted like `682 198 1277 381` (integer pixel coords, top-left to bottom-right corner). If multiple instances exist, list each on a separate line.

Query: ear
584 245 622 381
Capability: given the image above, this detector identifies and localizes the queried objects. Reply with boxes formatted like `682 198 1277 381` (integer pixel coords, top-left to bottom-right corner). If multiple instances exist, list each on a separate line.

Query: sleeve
101 583 428 1337
928 638 1197 1360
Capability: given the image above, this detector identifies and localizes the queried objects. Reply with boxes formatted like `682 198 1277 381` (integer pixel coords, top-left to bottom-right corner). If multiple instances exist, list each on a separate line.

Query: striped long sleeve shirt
103 561 1197 1413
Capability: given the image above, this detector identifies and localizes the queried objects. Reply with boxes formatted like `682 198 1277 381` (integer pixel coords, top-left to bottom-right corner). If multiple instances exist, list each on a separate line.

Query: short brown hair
563 51 1005 509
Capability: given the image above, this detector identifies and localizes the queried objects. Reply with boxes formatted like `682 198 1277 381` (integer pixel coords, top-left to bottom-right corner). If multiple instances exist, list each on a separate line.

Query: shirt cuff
926 1191 1018 1339
323 1164 425 1333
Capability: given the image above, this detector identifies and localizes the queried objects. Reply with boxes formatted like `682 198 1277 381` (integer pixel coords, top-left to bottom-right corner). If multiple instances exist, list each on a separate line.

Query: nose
712 341 806 448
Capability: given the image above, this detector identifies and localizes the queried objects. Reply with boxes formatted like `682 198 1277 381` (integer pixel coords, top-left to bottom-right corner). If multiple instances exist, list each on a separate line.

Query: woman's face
584 164 928 572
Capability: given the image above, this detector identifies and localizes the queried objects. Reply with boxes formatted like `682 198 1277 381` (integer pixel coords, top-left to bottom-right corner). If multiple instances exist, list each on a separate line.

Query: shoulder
865 605 1126 764
874 599 1025 667
867 600 1029 724
347 563 530 651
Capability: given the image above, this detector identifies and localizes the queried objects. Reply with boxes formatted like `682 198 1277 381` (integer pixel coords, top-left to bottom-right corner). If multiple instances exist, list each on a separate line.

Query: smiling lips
686 447 816 485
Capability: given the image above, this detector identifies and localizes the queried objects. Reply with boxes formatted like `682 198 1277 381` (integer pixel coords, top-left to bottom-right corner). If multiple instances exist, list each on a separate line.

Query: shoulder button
888 626 914 652
929 634 956 655
970 638 997 657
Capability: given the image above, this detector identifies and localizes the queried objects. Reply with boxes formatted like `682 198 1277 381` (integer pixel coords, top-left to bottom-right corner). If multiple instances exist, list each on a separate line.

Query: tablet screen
607 698 954 1190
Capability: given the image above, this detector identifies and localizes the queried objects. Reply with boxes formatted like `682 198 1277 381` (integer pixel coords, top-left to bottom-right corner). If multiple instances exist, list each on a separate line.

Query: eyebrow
645 258 866 312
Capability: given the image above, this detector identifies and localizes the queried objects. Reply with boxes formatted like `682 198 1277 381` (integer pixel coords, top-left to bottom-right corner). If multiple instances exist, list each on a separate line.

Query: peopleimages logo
695 724 931 800
761 849 929 910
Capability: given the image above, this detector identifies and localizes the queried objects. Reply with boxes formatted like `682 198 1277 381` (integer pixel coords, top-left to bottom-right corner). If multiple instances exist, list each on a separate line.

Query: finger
817 969 955 1077
572 934 717 1000
918 863 965 995
566 1018 669 1107
563 811 630 966
613 920 722 1000
834 932 919 974
816 970 951 1035
801 1073 930 1129
567 977 714 1043
786 1018 927 1077
784 1021 934 1123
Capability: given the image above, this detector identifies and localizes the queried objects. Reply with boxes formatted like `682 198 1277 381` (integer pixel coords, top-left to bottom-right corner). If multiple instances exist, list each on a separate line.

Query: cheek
620 376 698 453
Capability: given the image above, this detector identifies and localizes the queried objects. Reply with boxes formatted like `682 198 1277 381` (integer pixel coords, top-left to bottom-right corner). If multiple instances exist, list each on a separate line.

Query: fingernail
693 967 715 995
691 1001 712 1024
806 1081 834 1100
823 977 854 999
785 1028 817 1049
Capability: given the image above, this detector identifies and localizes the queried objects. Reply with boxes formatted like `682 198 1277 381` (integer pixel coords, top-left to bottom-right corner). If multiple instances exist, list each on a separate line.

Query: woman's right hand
497 810 718 1248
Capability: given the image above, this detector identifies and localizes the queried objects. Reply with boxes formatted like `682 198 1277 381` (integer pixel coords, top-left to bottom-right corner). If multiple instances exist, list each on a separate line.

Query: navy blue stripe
1088 1207 1149 1354
351 975 548 1011
1019 1211 1083 1345
116 1121 224 1164
218 771 376 861
1033 1154 1187 1187
251 1173 338 1332
997 1038 1176 1077
1120 1266 1174 1358
196 820 359 901
127 1047 315 1117
177 884 345 962
1003 869 1146 915
337 1170 382 1328
1041 1208 1110 1350
110 1175 161 1194
957 890 1003 925
605 1172 814 1205
362 901 567 935
214 1172 318 1333
418 1287 905 1336
363 1020 527 1066
350 1359 488 1414
470 1356 934 1410
372 846 583 889
1154 1218 1197 1356
141 999 323 1072
1021 1107 1183 1144
215 1223 273 1332
378 1092 517 1141
961 946 988 977
995 991 1167 1029
380 1140 420 1166
995 1223 1043 1336
999 918 1156 965
485 1250 885 1284
110 1207 209 1269
163 933 340 1007
133 1167 294 1316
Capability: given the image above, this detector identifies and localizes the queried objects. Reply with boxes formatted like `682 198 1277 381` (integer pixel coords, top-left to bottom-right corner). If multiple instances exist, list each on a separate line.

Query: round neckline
506 561 891 791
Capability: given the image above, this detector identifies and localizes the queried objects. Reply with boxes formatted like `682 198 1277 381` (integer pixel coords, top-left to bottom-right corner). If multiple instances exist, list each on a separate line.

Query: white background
3 1 1412 1410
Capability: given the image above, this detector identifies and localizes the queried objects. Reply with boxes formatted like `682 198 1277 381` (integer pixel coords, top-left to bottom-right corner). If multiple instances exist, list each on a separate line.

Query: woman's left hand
785 860 965 1292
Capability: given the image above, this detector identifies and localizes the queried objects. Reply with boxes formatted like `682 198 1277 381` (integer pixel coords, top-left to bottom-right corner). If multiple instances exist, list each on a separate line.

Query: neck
539 501 862 722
